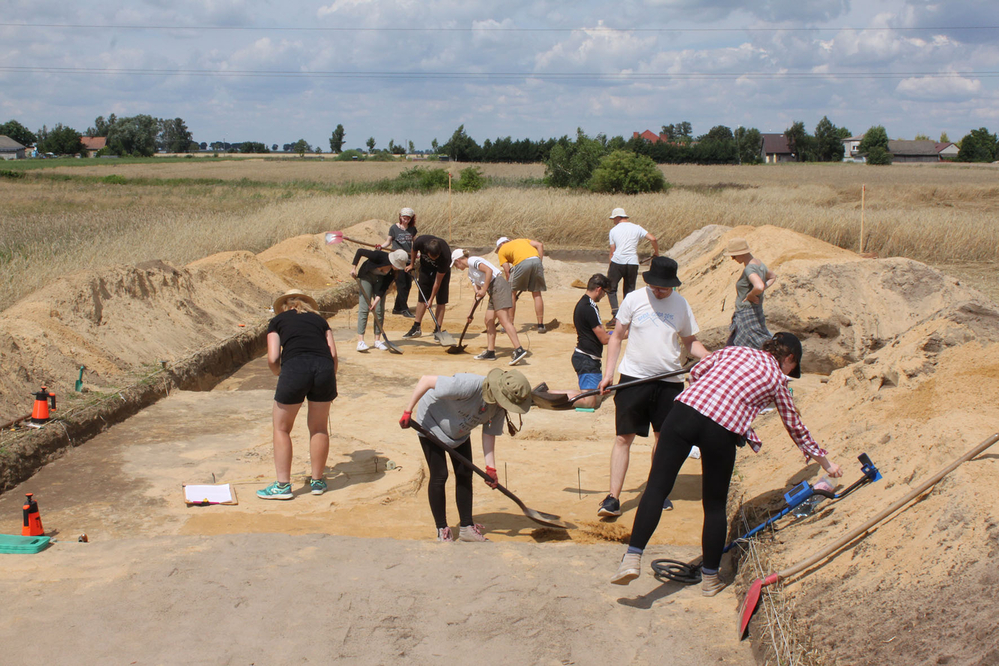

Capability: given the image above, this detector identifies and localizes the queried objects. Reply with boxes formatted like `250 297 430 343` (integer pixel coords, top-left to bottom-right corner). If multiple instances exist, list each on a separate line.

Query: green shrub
335 149 364 161
588 151 667 194
397 166 450 191
102 174 128 185
0 170 25 179
865 146 893 166
455 166 484 192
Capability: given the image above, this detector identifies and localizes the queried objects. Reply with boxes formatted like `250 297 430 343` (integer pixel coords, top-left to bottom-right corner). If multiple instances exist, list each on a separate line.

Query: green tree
87 114 116 137
441 125 481 161
454 166 484 192
866 146 893 165
784 121 811 161
698 125 733 143
913 133 930 141
239 142 270 153
543 128 606 188
366 137 376 153
589 150 667 194
35 123 85 155
408 140 415 154
0 119 36 146
735 127 763 164
106 115 158 156
431 138 439 153
813 116 846 162
940 131 950 143
158 118 193 153
329 124 345 153
956 127 998 162
858 126 890 154
292 139 311 156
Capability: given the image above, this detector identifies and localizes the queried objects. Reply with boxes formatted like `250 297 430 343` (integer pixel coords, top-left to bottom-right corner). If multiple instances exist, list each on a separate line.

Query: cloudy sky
3 0 998 150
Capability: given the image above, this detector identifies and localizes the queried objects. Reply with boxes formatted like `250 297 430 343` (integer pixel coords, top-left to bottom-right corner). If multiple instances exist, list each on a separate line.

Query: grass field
1 158 997 311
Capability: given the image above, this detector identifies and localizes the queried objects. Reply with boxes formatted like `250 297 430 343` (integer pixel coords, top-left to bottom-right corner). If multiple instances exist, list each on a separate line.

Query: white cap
609 208 629 219
450 248 466 267
496 236 510 248
388 249 409 270
400 207 415 218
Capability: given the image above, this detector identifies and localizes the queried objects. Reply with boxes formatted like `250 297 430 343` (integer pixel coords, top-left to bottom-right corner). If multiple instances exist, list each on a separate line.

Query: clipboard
183 483 238 506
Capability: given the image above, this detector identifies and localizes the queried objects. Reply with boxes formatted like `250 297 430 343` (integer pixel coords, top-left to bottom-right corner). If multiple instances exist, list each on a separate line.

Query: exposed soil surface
1 221 998 664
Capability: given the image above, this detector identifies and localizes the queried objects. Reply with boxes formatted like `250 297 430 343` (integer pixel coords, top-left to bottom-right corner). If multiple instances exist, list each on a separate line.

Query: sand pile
257 219 385 290
672 224 990 372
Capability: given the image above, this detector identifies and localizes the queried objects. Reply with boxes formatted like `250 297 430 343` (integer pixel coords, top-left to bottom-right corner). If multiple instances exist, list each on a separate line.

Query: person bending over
451 249 528 365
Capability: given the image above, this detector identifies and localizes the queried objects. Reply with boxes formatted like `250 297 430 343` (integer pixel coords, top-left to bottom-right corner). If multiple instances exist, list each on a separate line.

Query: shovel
74 365 85 392
446 297 483 354
410 421 569 529
355 279 402 355
738 432 999 640
325 231 380 248
531 368 690 411
412 275 456 346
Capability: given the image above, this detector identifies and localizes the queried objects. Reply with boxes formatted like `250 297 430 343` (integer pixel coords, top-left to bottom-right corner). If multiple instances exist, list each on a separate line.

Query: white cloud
896 75 982 100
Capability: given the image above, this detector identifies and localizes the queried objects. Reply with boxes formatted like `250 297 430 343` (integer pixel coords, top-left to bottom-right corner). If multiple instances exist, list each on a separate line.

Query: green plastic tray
0 534 51 554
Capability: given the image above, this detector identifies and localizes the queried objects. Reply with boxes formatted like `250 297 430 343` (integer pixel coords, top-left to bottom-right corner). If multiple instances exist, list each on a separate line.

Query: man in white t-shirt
607 207 659 327
596 256 708 518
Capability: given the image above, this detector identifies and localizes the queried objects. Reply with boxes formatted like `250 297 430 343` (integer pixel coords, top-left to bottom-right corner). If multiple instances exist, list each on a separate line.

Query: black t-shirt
353 249 395 297
573 294 604 358
388 223 417 252
268 310 333 362
413 235 452 273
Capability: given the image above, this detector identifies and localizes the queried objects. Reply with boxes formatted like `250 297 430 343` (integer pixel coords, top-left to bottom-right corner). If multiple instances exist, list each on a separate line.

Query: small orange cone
22 493 44 536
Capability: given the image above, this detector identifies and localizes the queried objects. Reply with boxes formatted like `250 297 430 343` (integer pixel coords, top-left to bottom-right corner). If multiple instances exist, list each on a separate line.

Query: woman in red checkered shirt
610 332 844 596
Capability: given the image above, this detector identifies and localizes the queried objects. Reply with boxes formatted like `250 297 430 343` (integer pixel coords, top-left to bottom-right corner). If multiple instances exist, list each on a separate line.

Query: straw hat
726 238 752 256
388 249 409 270
273 289 319 313
483 369 532 414
609 207 629 219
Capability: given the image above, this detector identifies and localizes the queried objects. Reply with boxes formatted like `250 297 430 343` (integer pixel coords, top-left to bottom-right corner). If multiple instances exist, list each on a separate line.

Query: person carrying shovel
450 249 528 365
610 333 844 596
350 248 409 352
399 369 533 542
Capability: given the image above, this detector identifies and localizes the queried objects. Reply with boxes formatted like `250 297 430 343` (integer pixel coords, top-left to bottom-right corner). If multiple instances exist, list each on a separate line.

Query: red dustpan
739 432 999 639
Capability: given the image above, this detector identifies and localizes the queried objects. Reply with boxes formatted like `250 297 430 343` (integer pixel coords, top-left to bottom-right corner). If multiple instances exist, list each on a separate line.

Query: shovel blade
525 508 570 529
738 578 765 639
445 345 467 355
325 232 343 245
436 331 457 347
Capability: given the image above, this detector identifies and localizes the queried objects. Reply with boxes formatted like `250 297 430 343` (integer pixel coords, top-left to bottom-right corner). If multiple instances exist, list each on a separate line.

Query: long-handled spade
356 279 402 354
530 368 690 411
410 420 569 529
738 432 999 640
325 231 380 248
446 296 483 354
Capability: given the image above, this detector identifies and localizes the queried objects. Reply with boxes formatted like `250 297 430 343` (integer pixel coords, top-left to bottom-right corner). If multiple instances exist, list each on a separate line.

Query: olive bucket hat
483 369 532 414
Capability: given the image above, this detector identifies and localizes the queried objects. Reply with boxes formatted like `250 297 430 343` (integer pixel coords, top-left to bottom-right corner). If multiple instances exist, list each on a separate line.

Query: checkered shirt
677 345 827 459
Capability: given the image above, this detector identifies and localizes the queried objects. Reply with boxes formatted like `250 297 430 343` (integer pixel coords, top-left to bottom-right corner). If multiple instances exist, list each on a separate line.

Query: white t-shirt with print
608 221 650 265
616 287 699 381
467 256 500 288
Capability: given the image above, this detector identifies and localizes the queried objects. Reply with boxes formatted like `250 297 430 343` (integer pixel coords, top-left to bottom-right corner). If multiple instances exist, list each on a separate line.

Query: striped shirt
677 345 826 459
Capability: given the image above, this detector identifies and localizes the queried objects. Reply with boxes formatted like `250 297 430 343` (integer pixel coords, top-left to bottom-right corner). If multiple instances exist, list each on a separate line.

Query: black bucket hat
773 332 802 378
642 256 682 288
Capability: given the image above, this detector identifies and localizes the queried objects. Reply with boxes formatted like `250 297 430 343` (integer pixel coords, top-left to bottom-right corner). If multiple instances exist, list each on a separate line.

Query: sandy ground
3 220 999 664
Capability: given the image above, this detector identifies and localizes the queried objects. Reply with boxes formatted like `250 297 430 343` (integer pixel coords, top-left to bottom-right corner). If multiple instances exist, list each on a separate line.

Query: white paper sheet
184 484 234 504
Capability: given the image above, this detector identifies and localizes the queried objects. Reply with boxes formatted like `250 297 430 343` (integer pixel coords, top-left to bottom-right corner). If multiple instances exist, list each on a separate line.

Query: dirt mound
673 225 991 372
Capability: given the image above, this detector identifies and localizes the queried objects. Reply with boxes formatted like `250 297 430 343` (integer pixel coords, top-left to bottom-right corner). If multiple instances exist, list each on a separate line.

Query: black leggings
394 269 413 312
628 401 740 571
419 435 474 529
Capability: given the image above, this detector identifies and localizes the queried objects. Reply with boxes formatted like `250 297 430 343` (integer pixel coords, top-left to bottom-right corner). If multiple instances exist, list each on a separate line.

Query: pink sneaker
436 527 455 542
458 524 489 542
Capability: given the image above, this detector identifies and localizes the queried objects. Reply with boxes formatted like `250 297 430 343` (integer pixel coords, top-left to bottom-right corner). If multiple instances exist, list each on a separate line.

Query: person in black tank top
257 289 339 500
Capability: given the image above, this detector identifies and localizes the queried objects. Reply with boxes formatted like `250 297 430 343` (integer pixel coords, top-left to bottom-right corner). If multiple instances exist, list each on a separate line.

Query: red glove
485 465 499 489
399 411 412 429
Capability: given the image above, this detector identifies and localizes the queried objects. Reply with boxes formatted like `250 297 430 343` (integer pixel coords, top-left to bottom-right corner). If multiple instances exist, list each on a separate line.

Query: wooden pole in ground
860 184 866 254
448 171 453 244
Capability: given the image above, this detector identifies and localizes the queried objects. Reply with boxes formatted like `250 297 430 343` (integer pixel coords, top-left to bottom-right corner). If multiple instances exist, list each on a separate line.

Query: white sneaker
374 340 388 351
688 446 701 459
356 340 369 352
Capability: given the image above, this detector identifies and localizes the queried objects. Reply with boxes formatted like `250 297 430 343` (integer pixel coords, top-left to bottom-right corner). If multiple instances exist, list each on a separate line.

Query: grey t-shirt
735 262 769 310
415 373 505 447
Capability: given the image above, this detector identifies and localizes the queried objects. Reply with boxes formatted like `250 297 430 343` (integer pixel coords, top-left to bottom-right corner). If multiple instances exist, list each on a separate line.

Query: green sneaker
257 481 293 500
310 478 328 495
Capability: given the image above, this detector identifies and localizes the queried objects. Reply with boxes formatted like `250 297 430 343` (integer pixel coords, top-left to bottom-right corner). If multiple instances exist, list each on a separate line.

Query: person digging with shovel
610 332 843 596
399 369 533 542
350 248 409 352
404 235 452 341
450 249 528 365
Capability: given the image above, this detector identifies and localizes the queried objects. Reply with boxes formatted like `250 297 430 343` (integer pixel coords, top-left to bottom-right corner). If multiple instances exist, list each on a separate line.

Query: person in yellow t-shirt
496 236 547 333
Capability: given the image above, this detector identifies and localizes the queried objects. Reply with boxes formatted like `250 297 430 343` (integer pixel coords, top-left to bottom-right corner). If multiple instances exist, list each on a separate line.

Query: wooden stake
577 468 581 500
504 461 508 488
860 184 866 254
448 172 453 244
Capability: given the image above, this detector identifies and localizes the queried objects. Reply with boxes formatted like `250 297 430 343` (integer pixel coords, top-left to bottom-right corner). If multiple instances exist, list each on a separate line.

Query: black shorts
571 351 602 376
417 266 451 305
274 355 337 404
613 374 683 437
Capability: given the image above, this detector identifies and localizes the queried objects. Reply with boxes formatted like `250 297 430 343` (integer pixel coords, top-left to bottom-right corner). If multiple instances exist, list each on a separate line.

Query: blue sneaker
257 481 293 500
310 478 328 495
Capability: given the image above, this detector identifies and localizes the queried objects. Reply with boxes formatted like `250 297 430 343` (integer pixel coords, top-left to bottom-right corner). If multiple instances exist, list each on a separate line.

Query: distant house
633 130 666 143
842 135 865 162
80 136 107 157
760 133 794 163
887 140 940 163
936 142 959 160
0 135 26 160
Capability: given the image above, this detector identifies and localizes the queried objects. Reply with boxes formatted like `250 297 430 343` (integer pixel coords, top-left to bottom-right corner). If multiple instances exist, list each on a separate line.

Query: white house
0 135 26 160
842 135 865 162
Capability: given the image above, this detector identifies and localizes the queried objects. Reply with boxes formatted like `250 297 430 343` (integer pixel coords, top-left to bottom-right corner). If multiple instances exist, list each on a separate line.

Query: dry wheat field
1 159 997 310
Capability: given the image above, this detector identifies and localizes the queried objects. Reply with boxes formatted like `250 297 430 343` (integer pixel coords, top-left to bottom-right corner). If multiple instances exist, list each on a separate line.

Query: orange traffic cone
31 387 56 423
22 493 44 536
